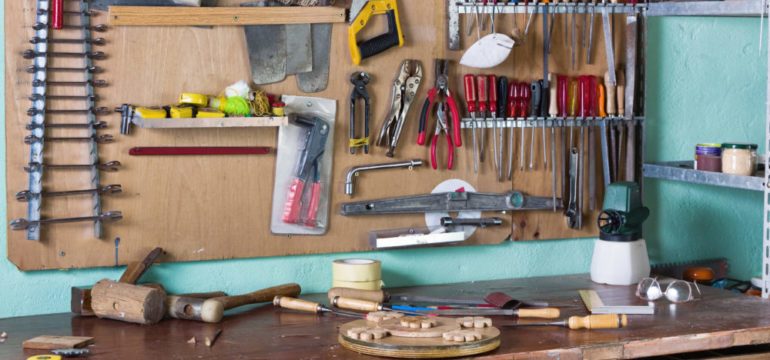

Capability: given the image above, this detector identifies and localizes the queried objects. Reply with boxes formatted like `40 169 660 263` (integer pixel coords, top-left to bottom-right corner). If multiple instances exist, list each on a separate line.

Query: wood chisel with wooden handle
504 313 628 329
332 296 423 315
421 307 561 319
274 296 362 318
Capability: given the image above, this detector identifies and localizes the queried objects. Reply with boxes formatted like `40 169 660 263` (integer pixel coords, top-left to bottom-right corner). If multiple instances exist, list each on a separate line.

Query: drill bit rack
15 0 121 241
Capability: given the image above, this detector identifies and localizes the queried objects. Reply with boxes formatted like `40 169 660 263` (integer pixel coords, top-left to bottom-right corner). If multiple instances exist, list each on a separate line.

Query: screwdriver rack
456 3 643 15
459 117 643 129
17 0 121 240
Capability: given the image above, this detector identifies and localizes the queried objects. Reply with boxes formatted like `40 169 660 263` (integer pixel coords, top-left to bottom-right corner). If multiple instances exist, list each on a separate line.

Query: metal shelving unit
643 162 765 192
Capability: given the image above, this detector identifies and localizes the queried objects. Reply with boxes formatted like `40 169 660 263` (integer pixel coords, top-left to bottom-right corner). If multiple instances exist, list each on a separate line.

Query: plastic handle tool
488 75 498 117
477 76 489 117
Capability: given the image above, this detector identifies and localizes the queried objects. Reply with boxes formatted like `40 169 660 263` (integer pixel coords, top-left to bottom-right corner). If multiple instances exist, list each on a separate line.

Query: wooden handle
516 307 561 319
604 71 617 116
179 291 227 299
216 283 301 310
118 247 163 284
567 314 628 329
273 296 322 313
548 73 558 117
327 287 386 303
616 70 626 116
333 296 380 312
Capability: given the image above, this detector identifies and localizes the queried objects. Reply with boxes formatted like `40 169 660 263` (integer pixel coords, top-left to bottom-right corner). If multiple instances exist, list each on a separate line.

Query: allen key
27 107 111 116
29 94 99 101
27 65 102 73
32 79 108 87
26 120 107 130
24 134 115 144
24 161 121 173
9 211 123 231
23 49 107 60
33 23 107 32
30 37 106 45
16 184 122 202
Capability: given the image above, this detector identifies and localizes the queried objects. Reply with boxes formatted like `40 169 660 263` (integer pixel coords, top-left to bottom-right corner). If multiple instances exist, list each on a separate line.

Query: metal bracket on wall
25 0 51 240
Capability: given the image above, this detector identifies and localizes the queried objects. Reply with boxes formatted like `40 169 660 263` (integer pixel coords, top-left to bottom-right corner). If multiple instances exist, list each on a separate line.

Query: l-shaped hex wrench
345 159 423 196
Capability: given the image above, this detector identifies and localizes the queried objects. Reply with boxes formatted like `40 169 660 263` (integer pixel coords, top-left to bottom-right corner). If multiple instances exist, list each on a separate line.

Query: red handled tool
430 104 455 170
507 82 518 118
52 0 64 30
464 74 480 173
129 147 271 156
282 116 329 227
557 75 568 117
418 59 462 149
477 75 488 163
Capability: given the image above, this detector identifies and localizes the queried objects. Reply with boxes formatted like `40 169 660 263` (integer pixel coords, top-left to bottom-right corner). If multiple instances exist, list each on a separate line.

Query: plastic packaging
270 96 336 235
721 143 757 176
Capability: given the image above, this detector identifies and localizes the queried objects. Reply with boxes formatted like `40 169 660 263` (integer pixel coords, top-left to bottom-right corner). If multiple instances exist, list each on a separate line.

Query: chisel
421 307 561 319
504 314 628 329
332 296 424 316
273 296 363 318
548 73 559 211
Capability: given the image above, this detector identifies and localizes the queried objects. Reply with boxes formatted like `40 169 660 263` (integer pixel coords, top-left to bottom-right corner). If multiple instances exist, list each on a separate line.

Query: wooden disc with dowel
338 315 500 358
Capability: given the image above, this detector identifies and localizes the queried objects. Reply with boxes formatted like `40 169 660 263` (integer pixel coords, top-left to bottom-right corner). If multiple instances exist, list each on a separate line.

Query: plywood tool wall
6 0 630 270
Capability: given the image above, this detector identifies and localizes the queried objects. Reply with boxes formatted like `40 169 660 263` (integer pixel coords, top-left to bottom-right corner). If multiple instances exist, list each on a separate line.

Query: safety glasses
636 277 702 303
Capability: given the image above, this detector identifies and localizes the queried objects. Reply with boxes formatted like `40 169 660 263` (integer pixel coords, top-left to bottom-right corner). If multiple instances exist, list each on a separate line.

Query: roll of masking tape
331 279 382 291
332 259 382 290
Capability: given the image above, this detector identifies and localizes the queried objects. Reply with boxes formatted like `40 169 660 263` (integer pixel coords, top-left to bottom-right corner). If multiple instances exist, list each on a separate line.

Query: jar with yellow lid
721 143 758 176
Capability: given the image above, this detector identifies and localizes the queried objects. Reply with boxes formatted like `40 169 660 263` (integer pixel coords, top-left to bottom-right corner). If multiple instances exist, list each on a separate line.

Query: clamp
282 116 330 227
348 0 404 65
418 59 462 149
349 72 371 154
377 60 422 157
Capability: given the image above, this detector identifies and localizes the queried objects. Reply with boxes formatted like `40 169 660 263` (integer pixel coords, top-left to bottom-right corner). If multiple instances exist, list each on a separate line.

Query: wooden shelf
132 116 287 129
108 6 347 26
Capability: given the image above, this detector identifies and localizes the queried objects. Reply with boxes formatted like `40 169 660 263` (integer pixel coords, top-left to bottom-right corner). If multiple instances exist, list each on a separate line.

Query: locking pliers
377 60 423 157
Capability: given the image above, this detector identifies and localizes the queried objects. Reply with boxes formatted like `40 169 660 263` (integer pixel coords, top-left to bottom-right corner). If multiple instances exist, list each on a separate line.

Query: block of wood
22 335 94 350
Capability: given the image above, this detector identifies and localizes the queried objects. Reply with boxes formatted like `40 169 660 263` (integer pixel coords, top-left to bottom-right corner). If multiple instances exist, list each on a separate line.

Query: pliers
430 104 455 170
418 59 461 148
377 60 423 157
349 72 371 154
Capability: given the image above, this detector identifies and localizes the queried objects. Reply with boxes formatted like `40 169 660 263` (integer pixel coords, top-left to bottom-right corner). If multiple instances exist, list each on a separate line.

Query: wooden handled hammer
167 283 301 323
71 247 163 316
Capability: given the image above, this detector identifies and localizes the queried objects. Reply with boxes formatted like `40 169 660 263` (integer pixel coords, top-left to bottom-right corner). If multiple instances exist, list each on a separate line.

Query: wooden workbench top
2 274 770 359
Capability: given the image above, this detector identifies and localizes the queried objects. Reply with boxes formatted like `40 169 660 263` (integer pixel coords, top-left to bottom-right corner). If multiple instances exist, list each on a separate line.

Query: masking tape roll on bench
332 279 383 291
332 259 382 289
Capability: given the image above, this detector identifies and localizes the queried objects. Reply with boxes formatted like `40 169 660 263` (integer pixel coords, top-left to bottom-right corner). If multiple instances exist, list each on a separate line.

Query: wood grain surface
2 275 770 359
5 0 627 270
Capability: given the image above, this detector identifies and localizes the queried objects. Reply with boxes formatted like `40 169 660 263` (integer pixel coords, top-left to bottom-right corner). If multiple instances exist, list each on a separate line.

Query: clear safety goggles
636 277 702 303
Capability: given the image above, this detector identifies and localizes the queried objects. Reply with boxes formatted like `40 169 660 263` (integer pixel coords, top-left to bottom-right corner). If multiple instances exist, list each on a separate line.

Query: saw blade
349 0 367 23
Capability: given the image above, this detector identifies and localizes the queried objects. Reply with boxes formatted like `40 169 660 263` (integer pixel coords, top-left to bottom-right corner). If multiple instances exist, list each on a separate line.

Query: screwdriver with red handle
51 0 64 30
507 82 519 180
518 82 530 171
477 75 488 165
463 74 480 173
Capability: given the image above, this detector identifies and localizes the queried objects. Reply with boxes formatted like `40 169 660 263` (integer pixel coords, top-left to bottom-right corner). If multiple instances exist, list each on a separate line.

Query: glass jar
694 143 721 172
721 143 758 176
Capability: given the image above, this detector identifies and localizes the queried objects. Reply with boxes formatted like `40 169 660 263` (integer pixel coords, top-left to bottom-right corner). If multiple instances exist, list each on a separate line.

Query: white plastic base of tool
590 239 651 286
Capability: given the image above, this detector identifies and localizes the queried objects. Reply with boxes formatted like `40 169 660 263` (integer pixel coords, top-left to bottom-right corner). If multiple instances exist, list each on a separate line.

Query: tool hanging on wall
377 60 422 157
16 0 119 240
349 72 372 154
418 60 461 151
345 159 423 196
341 190 561 216
348 0 404 65
129 147 273 156
428 104 456 170
282 116 329 227
463 74 480 173
243 1 287 85
460 2 514 69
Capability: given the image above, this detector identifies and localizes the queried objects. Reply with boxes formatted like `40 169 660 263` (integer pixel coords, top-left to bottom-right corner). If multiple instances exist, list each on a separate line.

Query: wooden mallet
167 283 301 323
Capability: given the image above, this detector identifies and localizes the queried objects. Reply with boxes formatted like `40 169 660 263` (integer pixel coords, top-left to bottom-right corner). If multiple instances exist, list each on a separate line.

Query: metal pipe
345 159 423 196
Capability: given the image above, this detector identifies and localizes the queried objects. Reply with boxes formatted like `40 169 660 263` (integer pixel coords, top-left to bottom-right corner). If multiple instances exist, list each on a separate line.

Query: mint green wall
1 16 766 318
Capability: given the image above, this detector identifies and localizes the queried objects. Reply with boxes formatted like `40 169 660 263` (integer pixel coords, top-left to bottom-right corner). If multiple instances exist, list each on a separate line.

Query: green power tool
597 182 650 241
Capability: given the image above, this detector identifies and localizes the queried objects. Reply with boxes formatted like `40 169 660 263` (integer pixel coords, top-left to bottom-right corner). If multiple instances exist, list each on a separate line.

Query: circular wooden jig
338 316 501 358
